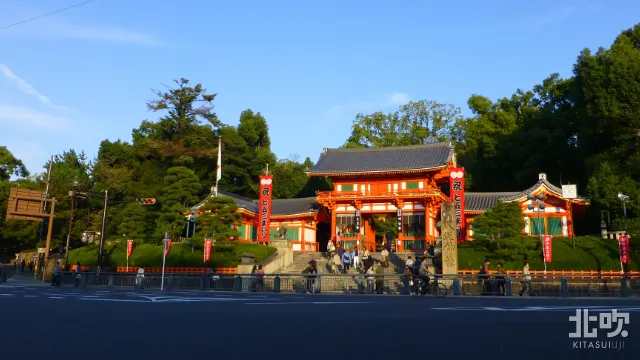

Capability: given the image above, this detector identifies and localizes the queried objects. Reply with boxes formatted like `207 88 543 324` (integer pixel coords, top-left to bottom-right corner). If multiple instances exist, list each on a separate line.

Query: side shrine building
194 143 589 252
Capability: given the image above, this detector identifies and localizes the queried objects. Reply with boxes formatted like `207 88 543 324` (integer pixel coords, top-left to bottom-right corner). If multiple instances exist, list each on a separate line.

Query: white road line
246 301 373 305
23 295 37 298
0 294 13 296
79 298 148 303
48 296 64 299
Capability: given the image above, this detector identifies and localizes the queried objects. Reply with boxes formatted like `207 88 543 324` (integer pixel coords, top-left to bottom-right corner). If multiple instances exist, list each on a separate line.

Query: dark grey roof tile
308 143 454 175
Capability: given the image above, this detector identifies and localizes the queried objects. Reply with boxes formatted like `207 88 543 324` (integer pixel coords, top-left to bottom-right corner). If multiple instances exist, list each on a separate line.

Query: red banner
619 235 630 265
165 239 171 255
127 239 133 258
543 235 552 263
258 175 273 243
204 239 213 262
449 168 466 242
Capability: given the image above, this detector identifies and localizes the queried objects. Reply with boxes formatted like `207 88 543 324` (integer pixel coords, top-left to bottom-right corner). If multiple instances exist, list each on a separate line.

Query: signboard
449 168 466 241
204 239 213 262
126 240 134 258
543 235 553 263
258 175 273 243
355 210 361 233
562 185 577 199
396 209 402 233
37 248 45 254
6 188 46 222
619 235 630 265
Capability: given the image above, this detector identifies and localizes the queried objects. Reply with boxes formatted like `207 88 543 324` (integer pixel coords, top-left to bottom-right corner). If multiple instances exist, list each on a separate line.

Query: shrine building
194 143 589 252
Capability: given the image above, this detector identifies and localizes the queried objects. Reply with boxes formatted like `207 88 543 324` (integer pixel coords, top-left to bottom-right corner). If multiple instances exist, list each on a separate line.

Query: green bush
458 236 639 272
68 241 277 268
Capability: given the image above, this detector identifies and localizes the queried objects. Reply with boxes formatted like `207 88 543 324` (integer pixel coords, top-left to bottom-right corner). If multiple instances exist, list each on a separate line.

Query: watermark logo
569 309 629 350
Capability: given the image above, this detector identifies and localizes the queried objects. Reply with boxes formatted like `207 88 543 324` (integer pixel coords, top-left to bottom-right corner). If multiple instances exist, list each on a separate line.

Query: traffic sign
137 198 157 205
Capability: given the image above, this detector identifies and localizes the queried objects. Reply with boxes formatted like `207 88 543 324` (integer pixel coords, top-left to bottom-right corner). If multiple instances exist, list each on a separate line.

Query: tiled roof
464 174 587 212
308 143 454 175
193 191 319 216
269 197 321 216
464 192 519 212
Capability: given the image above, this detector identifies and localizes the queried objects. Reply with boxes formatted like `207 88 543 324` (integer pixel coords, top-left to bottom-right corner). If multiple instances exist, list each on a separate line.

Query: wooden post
44 199 56 259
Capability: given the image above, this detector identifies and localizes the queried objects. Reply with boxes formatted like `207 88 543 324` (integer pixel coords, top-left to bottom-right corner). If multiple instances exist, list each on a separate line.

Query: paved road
1 284 638 359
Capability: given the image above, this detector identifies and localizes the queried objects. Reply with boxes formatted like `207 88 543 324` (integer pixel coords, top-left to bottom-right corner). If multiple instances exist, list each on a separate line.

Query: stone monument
440 202 458 279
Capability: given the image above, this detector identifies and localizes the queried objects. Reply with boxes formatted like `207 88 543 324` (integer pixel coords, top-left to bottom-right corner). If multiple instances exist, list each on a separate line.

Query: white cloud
2 17 163 46
48 21 162 46
0 64 74 112
328 92 412 119
0 105 69 130
386 92 411 106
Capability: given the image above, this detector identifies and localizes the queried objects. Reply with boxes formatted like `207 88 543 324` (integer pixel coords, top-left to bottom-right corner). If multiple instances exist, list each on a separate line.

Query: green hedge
458 236 639 272
67 242 277 268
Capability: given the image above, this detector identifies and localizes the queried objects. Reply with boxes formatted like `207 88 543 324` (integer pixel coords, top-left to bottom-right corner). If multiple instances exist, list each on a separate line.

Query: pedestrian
51 261 62 286
352 247 360 270
136 266 145 289
256 264 265 291
381 248 389 267
405 256 414 271
341 249 352 274
74 261 82 287
20 259 25 273
518 262 532 296
375 263 385 294
496 263 506 295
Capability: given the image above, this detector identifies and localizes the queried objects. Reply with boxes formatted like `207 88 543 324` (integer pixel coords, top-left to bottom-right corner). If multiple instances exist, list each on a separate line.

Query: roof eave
307 165 448 177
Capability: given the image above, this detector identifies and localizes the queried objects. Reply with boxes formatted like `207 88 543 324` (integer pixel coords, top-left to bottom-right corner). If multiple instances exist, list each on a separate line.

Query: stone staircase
276 251 432 275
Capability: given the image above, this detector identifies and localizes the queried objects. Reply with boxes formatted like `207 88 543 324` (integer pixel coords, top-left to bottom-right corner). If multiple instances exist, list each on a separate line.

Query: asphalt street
1 283 639 360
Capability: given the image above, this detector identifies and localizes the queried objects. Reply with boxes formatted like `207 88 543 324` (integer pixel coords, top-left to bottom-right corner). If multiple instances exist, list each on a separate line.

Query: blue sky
1 0 639 176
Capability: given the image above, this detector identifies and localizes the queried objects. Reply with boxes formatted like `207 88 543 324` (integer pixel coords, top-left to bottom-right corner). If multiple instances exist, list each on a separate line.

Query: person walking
519 262 532 296
341 250 352 274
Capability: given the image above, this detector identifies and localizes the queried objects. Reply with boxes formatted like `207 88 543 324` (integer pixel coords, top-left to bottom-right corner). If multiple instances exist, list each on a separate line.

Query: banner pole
161 233 167 290
619 235 625 274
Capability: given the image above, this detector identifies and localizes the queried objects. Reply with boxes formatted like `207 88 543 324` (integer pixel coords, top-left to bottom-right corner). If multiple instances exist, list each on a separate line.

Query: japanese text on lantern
397 209 402 232
619 235 630 265
126 239 133 258
204 239 212 262
543 235 552 263
258 176 273 243
449 168 466 241
355 210 361 232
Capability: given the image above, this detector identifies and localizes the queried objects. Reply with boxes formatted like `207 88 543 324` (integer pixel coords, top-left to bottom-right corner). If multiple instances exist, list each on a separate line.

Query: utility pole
97 190 109 272
36 156 53 279
64 192 76 265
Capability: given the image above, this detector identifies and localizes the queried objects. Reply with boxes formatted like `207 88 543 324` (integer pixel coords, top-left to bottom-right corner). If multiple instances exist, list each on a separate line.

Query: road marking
246 301 374 305
48 296 64 299
0 294 13 296
23 295 37 298
79 298 148 303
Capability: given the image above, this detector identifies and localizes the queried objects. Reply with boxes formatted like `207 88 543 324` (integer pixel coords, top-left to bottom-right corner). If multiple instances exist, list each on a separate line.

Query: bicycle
413 276 448 298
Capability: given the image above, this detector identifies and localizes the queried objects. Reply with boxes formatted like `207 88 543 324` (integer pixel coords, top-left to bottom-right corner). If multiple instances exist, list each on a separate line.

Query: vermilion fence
115 267 237 274
459 269 640 279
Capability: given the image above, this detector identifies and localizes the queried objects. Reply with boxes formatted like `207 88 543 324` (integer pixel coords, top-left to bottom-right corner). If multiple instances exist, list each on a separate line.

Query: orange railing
116 267 237 274
316 188 445 200
290 241 319 252
459 269 640 279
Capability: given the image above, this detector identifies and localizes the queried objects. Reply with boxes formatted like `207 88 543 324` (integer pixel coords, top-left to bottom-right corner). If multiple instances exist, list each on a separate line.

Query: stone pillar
440 202 458 284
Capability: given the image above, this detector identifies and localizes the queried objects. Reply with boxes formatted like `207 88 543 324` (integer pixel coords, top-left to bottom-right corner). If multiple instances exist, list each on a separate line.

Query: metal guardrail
50 272 640 297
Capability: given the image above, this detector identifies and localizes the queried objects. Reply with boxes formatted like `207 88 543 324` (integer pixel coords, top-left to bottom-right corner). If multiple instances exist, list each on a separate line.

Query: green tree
196 196 241 241
344 99 463 148
236 109 277 197
0 146 29 181
271 156 309 199
116 202 148 241
471 202 524 240
216 126 254 196
156 166 201 239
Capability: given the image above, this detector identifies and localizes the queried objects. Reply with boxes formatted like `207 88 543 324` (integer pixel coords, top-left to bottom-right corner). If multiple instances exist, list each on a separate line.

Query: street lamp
64 178 81 265
186 213 196 252
528 193 547 271
618 193 630 235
